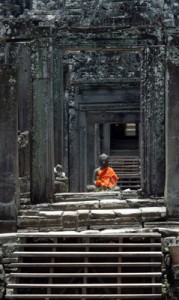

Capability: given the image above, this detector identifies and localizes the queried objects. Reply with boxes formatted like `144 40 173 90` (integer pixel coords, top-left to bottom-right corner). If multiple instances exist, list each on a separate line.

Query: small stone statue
46 0 57 10
54 164 68 193
54 164 66 179
36 0 46 10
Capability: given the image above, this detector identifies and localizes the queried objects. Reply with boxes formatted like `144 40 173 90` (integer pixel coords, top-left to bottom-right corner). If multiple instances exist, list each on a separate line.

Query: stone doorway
97 122 139 157
62 47 165 197
95 121 141 190
78 109 140 192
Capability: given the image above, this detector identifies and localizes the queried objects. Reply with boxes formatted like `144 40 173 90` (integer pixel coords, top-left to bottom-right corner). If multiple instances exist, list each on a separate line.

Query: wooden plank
16 232 161 238
7 243 161 248
10 272 162 278
10 262 162 268
5 294 162 299
13 251 162 257
7 283 162 288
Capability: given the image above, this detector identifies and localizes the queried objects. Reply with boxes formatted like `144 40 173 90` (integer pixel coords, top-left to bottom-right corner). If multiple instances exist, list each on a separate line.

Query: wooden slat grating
109 156 141 190
5 232 163 299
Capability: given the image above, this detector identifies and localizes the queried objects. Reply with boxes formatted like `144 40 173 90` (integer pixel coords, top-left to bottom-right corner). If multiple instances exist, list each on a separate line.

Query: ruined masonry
0 0 179 299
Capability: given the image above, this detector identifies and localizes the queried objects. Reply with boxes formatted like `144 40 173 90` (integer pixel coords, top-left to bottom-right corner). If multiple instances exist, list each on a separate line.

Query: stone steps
18 192 166 232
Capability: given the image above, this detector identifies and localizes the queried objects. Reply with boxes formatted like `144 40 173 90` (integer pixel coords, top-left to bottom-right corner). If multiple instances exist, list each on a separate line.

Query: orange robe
96 166 119 188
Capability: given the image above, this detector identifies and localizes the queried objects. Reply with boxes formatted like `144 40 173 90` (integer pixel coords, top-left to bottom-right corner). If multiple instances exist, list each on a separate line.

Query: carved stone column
165 34 179 217
31 39 54 204
53 47 64 166
141 46 165 196
5 42 32 179
0 65 19 232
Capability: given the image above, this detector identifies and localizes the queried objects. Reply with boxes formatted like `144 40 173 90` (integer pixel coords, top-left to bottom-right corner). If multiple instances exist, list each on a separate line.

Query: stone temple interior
1 0 179 299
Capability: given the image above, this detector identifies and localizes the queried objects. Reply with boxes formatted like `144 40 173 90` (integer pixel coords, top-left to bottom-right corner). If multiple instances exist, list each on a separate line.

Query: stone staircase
109 156 141 190
18 191 166 232
5 231 163 299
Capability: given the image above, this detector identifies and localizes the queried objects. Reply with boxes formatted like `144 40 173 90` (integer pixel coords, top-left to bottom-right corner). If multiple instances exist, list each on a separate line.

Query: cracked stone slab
89 225 116 230
39 211 63 217
52 200 99 210
79 230 100 235
126 198 163 208
90 210 115 219
100 199 128 209
63 211 78 217
62 211 78 229
121 190 138 199
114 209 141 217
141 207 166 221
17 217 40 228
19 210 39 216
115 217 141 223
54 191 121 202
39 218 62 228
77 210 90 220
90 219 116 225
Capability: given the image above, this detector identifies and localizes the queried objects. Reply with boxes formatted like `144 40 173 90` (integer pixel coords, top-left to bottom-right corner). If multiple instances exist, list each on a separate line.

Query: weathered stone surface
17 216 41 229
89 224 116 230
52 200 99 210
39 218 62 229
90 219 115 225
77 210 90 228
0 221 17 234
77 210 89 221
19 209 39 216
141 207 167 221
141 46 165 197
114 208 141 218
0 65 19 227
126 198 164 207
165 34 179 217
31 39 54 204
0 265 5 298
54 192 121 202
90 210 115 219
39 211 63 218
19 198 31 206
121 190 138 199
19 177 30 194
62 211 78 229
54 181 68 193
100 199 128 209
115 217 141 224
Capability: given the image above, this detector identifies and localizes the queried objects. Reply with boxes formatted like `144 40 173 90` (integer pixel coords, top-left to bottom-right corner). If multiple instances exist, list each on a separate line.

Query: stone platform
18 191 167 232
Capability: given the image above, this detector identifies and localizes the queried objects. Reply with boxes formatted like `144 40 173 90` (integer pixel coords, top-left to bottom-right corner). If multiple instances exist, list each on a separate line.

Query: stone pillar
141 46 165 196
16 43 32 132
5 42 32 178
31 39 54 204
53 47 64 166
68 88 79 192
165 34 179 217
79 111 87 192
0 65 19 232
87 118 95 187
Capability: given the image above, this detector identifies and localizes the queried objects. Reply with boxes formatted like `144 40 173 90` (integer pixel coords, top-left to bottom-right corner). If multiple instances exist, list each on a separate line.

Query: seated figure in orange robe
93 153 119 189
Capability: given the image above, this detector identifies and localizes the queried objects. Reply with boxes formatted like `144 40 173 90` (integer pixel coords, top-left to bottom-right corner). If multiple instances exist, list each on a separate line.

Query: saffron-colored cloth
96 166 119 188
